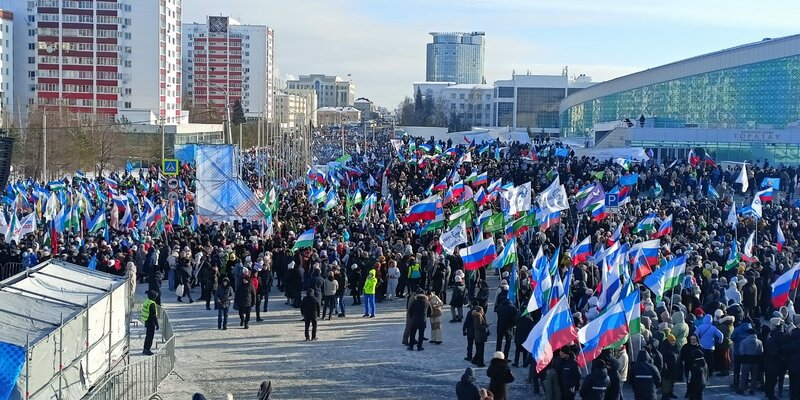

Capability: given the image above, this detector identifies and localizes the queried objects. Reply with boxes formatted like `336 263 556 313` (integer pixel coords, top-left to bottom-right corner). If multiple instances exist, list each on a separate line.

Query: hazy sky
184 0 800 109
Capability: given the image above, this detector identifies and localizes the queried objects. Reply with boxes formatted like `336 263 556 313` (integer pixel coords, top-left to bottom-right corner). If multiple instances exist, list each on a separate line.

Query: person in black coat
234 274 256 329
462 301 478 361
632 349 661 400
407 291 431 351
487 351 515 400
686 349 708 400
784 327 800 400
456 367 481 400
450 276 466 322
176 253 194 302
555 348 581 400
495 298 518 357
301 288 320 341
764 325 787 400
513 312 534 368
580 360 610 400
660 335 681 400
597 349 622 400
284 263 302 307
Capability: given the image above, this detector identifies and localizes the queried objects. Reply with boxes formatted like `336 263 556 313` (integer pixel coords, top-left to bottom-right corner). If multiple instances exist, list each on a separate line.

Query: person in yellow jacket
141 290 160 356
363 269 378 318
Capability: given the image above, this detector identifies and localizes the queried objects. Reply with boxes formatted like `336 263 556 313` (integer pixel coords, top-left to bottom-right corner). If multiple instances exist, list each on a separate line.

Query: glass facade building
559 35 800 163
426 32 485 84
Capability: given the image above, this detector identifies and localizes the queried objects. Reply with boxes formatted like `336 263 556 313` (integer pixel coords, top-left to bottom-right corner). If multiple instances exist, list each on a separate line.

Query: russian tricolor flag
539 211 561 232
475 187 487 206
473 172 488 187
402 195 439 223
628 239 660 268
433 177 447 192
578 297 630 367
451 180 465 199
771 264 800 308
570 236 592 266
522 296 578 373
459 238 497 271
777 224 786 252
759 187 774 203
653 214 673 238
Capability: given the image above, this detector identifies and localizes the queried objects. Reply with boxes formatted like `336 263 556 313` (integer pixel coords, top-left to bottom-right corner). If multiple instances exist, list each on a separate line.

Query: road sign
167 178 179 190
605 193 619 207
162 159 179 176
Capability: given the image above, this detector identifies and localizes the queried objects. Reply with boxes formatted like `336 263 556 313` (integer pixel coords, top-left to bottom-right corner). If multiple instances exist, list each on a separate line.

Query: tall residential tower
183 16 274 121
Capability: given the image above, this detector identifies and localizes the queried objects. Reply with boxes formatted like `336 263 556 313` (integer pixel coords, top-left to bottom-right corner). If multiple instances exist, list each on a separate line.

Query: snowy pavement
135 279 763 400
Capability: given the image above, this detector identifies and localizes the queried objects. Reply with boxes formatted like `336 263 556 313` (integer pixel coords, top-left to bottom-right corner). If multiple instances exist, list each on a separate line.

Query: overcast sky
183 0 800 109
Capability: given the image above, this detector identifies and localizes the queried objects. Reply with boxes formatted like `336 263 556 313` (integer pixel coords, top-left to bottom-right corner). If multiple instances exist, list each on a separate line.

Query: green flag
448 208 472 229
452 199 477 216
482 213 505 233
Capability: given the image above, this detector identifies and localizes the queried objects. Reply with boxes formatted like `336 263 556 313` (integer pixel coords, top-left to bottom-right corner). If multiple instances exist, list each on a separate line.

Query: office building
286 74 355 108
183 16 274 120
413 82 494 127
352 97 374 121
494 72 593 132
426 32 485 84
13 0 183 123
559 34 800 163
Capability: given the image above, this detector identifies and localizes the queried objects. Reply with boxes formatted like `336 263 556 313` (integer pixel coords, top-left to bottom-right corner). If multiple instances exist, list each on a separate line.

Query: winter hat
770 317 783 328
455 270 464 277
714 309 724 320
493 351 505 360
666 334 676 344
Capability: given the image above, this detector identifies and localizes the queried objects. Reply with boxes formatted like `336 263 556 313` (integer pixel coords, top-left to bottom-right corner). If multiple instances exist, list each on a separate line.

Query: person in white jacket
386 260 401 300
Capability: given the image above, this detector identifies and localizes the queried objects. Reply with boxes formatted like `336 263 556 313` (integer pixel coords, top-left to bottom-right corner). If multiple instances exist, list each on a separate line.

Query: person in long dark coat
234 274 256 329
487 351 515 400
407 290 431 351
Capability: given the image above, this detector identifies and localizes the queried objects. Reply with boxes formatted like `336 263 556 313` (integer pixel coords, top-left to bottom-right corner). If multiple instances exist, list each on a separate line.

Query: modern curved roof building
559 34 800 163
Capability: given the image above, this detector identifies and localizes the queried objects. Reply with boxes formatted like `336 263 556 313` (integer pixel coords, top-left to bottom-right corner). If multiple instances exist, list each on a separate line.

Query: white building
183 16 274 121
317 106 360 125
287 74 355 108
413 82 494 127
284 87 317 126
0 9 12 118
274 90 308 129
12 0 183 123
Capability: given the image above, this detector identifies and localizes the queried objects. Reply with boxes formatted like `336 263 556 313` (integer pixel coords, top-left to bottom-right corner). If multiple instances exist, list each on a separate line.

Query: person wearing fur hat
486 351 514 400
713 310 734 376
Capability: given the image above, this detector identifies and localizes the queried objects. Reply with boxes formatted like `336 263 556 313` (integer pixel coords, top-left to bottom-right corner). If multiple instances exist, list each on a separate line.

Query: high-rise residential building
0 9 13 117
12 0 183 124
183 16 274 121
286 74 354 108
426 32 485 84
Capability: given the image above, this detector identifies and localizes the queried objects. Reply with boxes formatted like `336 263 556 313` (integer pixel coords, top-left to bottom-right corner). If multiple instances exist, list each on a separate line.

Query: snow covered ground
130 277 762 400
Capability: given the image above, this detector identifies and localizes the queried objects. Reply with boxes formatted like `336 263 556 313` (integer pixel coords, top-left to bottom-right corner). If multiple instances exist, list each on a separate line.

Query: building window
497 87 514 98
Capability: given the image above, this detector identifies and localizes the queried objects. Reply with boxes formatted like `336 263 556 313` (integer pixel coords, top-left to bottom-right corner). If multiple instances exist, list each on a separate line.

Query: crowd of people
4 123 800 400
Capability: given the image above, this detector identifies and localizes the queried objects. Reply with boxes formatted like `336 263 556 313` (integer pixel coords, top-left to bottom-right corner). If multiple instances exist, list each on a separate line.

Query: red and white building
12 0 182 123
183 16 274 121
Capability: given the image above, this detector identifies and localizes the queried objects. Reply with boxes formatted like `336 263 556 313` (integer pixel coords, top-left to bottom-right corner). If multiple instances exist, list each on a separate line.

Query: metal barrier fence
84 303 176 400
0 262 23 281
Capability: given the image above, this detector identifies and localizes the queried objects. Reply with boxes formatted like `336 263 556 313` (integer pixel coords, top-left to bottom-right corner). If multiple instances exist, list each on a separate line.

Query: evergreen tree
231 99 246 125
414 88 425 125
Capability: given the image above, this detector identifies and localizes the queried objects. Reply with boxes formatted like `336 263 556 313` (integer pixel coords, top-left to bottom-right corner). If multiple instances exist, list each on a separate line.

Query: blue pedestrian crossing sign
162 159 179 176
605 193 619 207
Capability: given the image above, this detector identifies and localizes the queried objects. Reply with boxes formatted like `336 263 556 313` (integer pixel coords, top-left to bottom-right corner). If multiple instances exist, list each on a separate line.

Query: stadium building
559 34 800 164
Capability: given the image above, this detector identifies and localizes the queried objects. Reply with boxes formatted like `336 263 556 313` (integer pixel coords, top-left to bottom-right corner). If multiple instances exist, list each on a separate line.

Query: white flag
750 191 764 219
736 163 749 193
0 211 7 235
727 200 738 227
538 177 569 215
390 139 403 153
440 222 468 255
507 182 532 215
17 213 37 238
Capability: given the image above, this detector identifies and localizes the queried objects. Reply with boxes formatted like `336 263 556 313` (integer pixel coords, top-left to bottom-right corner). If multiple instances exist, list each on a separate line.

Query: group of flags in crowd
0 170 215 255
297 139 800 372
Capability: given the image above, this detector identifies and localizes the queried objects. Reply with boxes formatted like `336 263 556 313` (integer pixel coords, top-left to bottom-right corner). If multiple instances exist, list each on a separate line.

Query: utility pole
42 112 47 181
159 116 166 162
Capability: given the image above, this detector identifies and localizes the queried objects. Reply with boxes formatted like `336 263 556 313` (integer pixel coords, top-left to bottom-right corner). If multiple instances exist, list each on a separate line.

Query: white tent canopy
0 260 129 400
